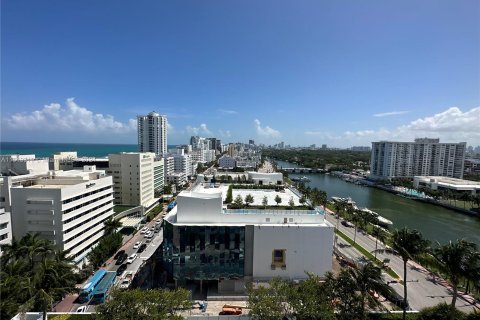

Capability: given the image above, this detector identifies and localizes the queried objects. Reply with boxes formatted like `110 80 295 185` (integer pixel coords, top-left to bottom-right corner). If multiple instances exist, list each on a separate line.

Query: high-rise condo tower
137 111 168 156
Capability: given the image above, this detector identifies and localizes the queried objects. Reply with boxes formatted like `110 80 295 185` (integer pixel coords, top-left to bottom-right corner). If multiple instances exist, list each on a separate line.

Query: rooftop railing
223 208 324 216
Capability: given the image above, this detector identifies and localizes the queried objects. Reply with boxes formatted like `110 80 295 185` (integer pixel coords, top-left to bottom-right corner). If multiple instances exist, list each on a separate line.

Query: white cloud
254 119 281 139
4 98 136 134
304 106 480 146
186 123 212 136
403 107 479 133
218 109 238 115
373 111 409 117
218 129 231 138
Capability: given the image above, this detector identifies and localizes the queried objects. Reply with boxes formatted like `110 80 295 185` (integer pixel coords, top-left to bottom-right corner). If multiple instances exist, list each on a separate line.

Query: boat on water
358 208 393 228
331 196 356 206
331 196 393 228
292 176 311 182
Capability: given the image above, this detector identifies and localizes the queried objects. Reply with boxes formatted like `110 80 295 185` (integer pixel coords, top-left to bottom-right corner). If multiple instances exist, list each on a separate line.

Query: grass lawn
335 229 400 279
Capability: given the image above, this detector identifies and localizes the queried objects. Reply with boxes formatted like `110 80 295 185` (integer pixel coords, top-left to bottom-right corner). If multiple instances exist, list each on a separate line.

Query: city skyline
1 1 479 147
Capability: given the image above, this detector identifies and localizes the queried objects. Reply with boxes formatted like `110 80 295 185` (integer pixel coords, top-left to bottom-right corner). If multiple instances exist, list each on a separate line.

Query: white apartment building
414 176 480 195
0 155 49 176
162 190 334 293
0 207 12 255
173 153 193 178
166 172 187 186
163 156 175 181
0 176 14 255
107 153 156 208
218 155 236 169
153 158 165 193
9 166 114 265
370 138 466 179
138 111 168 156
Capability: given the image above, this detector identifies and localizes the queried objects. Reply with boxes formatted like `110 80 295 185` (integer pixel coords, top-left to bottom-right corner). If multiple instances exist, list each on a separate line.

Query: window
271 249 286 269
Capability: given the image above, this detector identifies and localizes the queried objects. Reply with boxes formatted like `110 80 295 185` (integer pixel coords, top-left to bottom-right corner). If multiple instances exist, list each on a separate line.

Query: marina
276 160 480 246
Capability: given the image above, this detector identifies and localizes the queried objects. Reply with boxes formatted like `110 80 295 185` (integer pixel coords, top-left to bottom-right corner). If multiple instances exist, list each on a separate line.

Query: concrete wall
252 225 333 280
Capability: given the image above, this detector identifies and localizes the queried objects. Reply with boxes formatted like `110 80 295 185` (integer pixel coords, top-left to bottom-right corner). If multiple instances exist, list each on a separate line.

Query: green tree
331 269 364 320
349 262 395 315
351 210 362 244
233 195 244 208
0 233 77 320
391 227 429 320
247 278 290 320
245 194 254 206
262 196 268 208
163 184 173 194
225 185 233 203
289 273 335 320
87 232 123 268
417 302 467 320
104 217 123 235
274 194 282 206
434 240 480 320
288 196 295 209
299 196 306 206
96 288 192 320
372 226 387 260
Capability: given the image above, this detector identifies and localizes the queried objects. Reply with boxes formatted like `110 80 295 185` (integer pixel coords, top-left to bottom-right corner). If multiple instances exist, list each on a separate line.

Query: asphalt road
326 212 479 313
60 208 166 312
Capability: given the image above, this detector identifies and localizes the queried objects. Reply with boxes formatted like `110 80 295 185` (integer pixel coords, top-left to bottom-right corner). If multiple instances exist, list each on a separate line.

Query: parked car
126 253 137 264
115 253 128 265
119 279 131 289
133 241 142 249
137 243 147 253
114 250 125 260
116 263 127 276
341 220 353 228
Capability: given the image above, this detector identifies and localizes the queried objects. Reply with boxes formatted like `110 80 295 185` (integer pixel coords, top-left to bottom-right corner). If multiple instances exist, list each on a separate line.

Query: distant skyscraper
137 112 168 156
370 138 466 179
249 139 255 145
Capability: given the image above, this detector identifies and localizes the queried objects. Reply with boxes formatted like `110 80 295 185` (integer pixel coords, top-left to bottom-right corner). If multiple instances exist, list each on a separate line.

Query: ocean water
0 142 139 158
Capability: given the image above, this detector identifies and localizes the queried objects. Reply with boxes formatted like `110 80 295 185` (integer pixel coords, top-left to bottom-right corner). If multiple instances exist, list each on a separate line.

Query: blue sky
1 0 479 147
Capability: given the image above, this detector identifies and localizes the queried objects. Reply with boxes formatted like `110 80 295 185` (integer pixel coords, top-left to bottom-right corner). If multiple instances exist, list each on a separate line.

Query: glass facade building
162 221 245 280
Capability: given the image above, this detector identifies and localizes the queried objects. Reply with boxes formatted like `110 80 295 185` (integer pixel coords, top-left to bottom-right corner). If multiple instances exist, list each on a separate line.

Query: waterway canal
275 160 480 246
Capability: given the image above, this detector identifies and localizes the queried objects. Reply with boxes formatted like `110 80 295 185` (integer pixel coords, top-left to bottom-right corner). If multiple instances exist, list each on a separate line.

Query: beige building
107 153 156 208
9 166 114 265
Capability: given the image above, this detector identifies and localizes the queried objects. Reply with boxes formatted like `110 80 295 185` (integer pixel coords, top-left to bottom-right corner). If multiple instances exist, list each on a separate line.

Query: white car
126 253 137 264
140 227 148 234
133 241 142 249
146 232 154 239
119 279 131 289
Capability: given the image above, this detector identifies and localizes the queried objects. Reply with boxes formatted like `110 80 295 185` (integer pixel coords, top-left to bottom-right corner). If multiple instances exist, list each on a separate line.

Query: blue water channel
276 160 480 246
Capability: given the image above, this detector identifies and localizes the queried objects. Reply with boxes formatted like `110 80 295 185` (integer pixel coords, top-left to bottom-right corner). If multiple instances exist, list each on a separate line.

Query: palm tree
391 227 429 320
19 233 55 269
0 236 23 266
349 262 394 314
372 226 387 261
351 209 362 244
104 217 123 235
434 239 479 320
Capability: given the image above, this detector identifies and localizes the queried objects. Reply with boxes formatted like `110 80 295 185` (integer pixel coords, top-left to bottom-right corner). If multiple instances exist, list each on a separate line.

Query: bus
78 269 107 303
167 201 176 212
90 271 117 304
